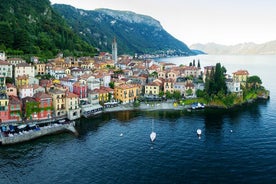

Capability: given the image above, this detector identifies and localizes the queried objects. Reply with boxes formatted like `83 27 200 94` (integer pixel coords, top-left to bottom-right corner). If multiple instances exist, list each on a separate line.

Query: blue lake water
1 55 276 184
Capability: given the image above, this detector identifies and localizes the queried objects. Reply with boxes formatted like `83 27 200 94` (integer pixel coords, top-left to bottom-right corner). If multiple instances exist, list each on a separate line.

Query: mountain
0 0 96 58
190 41 276 55
53 4 194 56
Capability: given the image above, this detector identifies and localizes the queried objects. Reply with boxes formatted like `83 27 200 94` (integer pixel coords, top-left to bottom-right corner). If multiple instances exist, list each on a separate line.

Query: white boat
150 119 156 142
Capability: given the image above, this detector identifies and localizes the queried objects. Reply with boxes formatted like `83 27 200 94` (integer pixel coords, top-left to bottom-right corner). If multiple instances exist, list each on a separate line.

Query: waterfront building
226 78 242 95
33 92 53 120
8 95 22 122
6 83 17 97
0 92 9 123
22 96 38 120
0 60 13 78
145 82 161 96
114 84 140 104
48 88 67 118
14 63 35 78
93 88 109 104
233 70 249 87
65 92 81 120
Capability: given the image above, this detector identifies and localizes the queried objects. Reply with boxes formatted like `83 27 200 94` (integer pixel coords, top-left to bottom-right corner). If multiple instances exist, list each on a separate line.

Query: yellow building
145 82 160 96
16 74 29 88
233 70 249 86
35 63 46 75
114 84 140 104
164 79 174 94
48 88 66 117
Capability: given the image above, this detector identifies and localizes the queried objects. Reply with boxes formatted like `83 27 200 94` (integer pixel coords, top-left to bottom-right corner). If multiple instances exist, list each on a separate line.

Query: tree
173 90 181 100
109 81 115 89
197 59 201 68
247 75 262 90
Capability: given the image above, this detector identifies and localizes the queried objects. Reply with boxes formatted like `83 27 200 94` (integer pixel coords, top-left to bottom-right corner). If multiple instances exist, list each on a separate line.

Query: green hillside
0 0 97 58
53 4 194 56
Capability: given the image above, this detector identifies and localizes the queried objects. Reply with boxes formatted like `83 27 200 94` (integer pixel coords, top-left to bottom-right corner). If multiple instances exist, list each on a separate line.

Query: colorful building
114 84 140 104
65 92 81 120
33 92 53 120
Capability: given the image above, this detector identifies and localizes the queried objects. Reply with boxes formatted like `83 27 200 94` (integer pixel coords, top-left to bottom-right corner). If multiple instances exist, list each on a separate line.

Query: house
60 76 77 92
65 92 81 120
22 96 38 121
28 76 39 86
0 60 13 78
6 83 17 97
33 84 46 95
7 58 26 66
35 63 46 75
167 70 179 81
16 74 29 87
70 67 84 78
14 63 35 78
183 66 201 78
226 78 242 94
0 93 9 123
164 78 175 94
174 77 187 96
50 67 67 79
233 70 249 86
33 92 53 120
145 82 161 96
8 95 22 121
87 76 100 90
73 81 88 99
158 71 167 79
48 88 66 118
18 85 34 98
114 84 140 104
93 88 109 104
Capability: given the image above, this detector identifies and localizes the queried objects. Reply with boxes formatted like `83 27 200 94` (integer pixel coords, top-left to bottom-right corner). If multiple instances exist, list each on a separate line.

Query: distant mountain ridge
53 4 194 56
190 41 276 55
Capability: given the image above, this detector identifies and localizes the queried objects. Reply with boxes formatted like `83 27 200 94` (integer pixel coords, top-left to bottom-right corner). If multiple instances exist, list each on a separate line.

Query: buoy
120 133 123 136
230 130 233 133
197 129 202 136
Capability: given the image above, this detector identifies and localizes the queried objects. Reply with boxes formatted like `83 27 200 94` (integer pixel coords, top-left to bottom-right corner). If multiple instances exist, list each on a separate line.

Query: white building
14 63 35 78
18 85 34 98
0 60 13 78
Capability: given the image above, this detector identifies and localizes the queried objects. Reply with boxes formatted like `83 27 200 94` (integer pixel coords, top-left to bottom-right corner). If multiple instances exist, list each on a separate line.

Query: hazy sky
50 0 276 46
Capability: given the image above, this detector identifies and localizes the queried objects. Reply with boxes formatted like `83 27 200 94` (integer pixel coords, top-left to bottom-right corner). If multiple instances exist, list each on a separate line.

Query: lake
1 55 276 184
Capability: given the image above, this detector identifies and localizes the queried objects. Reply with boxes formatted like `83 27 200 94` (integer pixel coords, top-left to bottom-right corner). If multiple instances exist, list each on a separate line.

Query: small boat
150 119 156 142
197 129 202 139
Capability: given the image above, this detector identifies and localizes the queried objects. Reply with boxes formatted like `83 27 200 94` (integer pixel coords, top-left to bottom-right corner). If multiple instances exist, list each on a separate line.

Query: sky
50 0 276 46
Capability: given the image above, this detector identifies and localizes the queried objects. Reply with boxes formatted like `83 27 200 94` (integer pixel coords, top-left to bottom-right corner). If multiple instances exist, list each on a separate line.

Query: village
0 46 250 124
